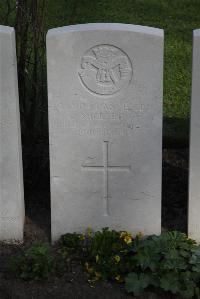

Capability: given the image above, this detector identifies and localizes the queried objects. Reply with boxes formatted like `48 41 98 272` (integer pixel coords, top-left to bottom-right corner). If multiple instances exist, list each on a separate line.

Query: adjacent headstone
189 29 200 242
47 23 164 241
0 26 24 241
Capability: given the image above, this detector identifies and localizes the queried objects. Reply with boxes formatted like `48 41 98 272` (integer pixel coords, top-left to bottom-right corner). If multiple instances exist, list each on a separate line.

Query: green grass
46 0 200 146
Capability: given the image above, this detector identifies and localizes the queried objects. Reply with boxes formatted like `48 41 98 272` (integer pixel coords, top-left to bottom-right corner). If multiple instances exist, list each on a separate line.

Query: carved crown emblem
93 46 118 59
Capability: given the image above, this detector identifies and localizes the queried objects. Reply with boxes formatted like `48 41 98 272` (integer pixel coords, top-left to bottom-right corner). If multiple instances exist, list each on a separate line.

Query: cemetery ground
0 148 188 299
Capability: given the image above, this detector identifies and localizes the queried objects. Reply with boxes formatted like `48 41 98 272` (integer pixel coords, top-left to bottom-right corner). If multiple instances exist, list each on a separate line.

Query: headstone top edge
0 25 14 34
194 29 200 37
47 23 163 38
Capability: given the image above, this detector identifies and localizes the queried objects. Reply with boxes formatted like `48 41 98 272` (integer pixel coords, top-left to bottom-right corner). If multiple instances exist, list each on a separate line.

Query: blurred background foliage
0 0 200 193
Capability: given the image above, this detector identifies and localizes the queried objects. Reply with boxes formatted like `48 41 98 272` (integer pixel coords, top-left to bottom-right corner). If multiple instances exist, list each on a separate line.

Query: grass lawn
46 0 200 146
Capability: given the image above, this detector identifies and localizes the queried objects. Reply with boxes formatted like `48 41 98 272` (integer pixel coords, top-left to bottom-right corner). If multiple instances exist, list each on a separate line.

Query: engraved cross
81 141 131 216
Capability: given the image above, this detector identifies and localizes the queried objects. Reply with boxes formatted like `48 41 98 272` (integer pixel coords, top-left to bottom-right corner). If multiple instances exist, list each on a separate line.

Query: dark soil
0 148 188 299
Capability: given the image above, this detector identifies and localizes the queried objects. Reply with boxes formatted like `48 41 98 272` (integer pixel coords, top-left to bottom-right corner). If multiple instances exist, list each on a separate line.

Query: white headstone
0 26 24 241
47 23 164 241
189 29 200 242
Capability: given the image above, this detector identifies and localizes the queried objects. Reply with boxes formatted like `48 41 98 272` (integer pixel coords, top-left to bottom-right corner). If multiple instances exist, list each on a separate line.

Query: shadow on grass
162 148 188 233
163 117 189 148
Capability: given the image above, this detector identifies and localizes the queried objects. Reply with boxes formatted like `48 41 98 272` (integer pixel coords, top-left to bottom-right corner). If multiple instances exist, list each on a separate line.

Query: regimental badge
79 44 133 96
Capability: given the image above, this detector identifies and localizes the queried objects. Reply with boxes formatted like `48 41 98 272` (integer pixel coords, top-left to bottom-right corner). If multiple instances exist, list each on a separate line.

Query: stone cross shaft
81 141 131 216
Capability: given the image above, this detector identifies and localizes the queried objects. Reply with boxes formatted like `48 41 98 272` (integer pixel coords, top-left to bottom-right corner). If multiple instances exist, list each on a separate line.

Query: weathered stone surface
47 23 163 241
0 26 24 241
189 29 200 242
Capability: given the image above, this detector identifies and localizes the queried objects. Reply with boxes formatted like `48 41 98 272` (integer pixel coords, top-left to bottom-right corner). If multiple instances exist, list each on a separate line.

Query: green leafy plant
59 227 135 281
9 229 200 298
125 272 152 295
59 232 85 261
10 242 57 280
82 227 134 281
125 231 200 298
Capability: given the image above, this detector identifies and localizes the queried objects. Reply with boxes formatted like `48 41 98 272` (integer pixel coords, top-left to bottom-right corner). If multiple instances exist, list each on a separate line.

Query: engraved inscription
0 217 19 223
79 45 132 95
78 127 128 137
51 101 150 136
51 99 150 137
81 141 131 216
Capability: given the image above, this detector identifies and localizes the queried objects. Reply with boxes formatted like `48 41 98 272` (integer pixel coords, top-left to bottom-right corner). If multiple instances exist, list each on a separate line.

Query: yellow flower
115 274 123 283
96 254 99 263
114 255 121 263
86 227 93 237
120 231 133 244
124 235 132 244
85 262 94 274
120 231 127 239
136 231 143 239
79 234 85 240
126 231 132 237
95 271 101 280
